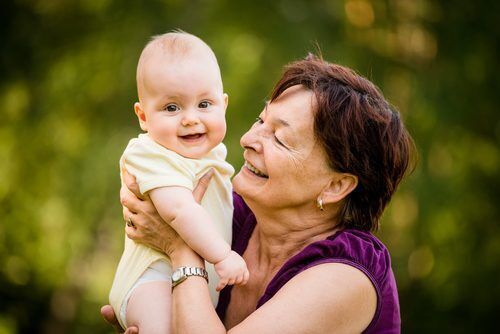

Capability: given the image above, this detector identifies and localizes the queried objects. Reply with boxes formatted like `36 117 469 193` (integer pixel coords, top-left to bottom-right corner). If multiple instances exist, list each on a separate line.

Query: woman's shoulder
321 230 400 333
299 228 393 289
325 229 392 276
259 229 399 333
265 229 393 292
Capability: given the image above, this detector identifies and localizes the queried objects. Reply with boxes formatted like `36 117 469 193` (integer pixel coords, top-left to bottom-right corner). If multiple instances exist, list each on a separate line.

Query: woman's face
233 85 335 211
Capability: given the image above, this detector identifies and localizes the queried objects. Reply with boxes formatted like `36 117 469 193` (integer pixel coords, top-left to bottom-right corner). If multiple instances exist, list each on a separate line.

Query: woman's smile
244 160 269 178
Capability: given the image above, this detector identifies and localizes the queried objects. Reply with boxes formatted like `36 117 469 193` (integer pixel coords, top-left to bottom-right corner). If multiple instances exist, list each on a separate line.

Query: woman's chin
233 172 254 197
234 173 270 206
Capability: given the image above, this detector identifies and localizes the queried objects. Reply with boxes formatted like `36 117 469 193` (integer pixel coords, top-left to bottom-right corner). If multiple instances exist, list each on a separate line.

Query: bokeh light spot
408 245 435 279
4 256 30 285
345 0 375 28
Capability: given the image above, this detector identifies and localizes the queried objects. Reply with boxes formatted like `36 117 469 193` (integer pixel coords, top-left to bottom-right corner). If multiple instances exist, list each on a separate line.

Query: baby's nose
181 112 200 126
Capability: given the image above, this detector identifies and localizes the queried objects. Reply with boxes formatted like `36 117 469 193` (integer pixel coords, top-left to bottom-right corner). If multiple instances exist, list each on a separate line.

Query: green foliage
1 0 498 332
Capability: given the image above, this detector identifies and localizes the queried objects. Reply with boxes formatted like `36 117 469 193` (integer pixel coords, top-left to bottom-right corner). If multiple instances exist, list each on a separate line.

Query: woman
102 54 415 333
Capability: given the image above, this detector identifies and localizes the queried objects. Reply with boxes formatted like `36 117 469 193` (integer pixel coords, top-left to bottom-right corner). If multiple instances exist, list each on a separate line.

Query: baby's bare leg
126 281 172 334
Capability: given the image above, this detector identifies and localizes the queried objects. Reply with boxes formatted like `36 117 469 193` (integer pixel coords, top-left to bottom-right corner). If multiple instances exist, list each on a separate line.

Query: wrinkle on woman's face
234 85 334 209
284 145 304 170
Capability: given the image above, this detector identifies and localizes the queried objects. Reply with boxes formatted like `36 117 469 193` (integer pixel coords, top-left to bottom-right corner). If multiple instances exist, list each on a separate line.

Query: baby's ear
134 102 147 131
223 93 229 112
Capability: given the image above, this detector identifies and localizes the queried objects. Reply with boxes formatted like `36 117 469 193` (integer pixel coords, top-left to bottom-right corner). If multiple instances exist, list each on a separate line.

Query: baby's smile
179 133 207 144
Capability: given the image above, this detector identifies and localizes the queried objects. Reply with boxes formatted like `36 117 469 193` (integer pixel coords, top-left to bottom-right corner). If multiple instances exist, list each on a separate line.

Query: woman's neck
223 203 341 328
249 204 339 270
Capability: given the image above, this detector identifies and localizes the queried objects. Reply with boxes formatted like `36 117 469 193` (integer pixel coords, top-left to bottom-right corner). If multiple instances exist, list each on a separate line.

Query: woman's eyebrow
264 101 291 128
276 118 290 127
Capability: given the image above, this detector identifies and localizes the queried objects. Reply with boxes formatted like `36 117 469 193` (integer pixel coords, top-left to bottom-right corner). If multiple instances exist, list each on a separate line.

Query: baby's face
138 54 227 159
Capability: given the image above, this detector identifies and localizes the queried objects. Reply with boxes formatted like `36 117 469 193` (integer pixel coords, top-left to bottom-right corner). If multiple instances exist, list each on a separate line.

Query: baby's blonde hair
136 30 220 100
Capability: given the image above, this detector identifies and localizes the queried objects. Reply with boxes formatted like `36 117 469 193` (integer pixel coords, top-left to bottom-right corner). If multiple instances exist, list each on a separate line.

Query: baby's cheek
210 117 227 140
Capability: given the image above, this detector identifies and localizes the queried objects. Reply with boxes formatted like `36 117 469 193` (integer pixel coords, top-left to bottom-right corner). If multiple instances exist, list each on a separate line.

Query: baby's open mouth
180 133 205 140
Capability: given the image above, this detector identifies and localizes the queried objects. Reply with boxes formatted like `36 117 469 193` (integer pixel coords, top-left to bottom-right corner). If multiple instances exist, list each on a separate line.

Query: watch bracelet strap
172 266 209 288
183 266 209 280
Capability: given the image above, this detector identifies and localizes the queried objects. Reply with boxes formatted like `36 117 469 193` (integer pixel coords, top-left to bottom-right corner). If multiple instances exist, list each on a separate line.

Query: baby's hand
214 250 249 291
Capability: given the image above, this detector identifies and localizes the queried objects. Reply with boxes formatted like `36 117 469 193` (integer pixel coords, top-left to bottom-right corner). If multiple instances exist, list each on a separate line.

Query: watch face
172 270 182 281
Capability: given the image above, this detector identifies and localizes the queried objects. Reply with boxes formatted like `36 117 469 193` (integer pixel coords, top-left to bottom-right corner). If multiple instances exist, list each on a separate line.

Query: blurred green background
1 0 499 333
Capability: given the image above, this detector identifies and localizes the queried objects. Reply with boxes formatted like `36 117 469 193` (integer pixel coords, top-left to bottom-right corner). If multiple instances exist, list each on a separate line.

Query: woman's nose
240 125 263 152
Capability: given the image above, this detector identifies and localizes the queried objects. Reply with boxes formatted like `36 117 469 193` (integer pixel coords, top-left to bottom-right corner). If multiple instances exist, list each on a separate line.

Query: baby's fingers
234 273 244 285
216 278 228 292
243 269 250 285
235 269 249 286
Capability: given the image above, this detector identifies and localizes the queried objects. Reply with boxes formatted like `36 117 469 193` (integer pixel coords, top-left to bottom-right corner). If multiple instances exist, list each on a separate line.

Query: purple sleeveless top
216 193 401 333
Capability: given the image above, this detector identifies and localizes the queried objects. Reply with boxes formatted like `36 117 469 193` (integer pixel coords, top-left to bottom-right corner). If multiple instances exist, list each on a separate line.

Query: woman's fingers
125 224 142 241
124 327 139 334
100 305 124 333
122 167 142 198
193 169 214 203
100 304 139 334
120 182 137 211
123 207 133 222
121 187 144 214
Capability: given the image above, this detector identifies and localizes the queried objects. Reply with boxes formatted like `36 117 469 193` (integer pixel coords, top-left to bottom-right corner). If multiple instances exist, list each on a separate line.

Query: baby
109 31 249 332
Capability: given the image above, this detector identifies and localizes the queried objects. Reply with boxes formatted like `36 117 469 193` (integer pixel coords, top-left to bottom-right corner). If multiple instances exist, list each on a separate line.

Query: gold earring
317 197 324 211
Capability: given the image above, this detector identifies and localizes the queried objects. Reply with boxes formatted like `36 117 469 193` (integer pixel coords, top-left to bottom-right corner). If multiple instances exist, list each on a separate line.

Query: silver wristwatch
171 266 209 288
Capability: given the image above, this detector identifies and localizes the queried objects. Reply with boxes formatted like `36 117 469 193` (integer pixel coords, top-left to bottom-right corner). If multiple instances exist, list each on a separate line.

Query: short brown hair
270 54 416 231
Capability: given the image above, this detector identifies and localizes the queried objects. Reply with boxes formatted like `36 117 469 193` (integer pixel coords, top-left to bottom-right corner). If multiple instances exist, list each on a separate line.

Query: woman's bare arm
229 263 377 334
112 169 376 333
167 254 376 334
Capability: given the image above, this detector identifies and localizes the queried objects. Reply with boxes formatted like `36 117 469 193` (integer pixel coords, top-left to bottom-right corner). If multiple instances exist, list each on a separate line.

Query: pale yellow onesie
109 133 234 328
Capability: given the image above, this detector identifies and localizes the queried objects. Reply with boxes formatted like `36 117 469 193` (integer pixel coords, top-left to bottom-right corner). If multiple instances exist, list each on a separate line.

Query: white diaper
118 260 172 328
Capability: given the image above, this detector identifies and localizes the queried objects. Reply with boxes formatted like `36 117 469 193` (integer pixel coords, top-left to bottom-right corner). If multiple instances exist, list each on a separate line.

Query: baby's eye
165 104 179 112
255 117 264 124
199 101 211 109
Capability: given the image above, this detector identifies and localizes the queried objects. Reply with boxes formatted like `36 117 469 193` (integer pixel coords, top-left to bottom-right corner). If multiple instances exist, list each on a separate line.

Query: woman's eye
274 135 286 147
165 104 179 112
199 101 211 109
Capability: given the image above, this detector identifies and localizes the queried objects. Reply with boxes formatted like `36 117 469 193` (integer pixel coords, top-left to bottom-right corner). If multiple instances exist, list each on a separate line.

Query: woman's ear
134 102 148 131
320 173 358 206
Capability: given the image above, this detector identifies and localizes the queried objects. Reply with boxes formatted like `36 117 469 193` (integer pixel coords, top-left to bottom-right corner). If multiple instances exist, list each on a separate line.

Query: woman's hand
101 168 214 332
100 305 138 334
121 173 180 255
120 168 214 255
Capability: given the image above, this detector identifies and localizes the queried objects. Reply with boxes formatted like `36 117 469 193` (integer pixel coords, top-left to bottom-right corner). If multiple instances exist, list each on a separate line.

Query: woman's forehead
265 86 316 129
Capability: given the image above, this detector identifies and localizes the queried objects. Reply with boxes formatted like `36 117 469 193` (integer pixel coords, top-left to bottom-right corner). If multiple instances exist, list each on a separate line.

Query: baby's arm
149 186 248 289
